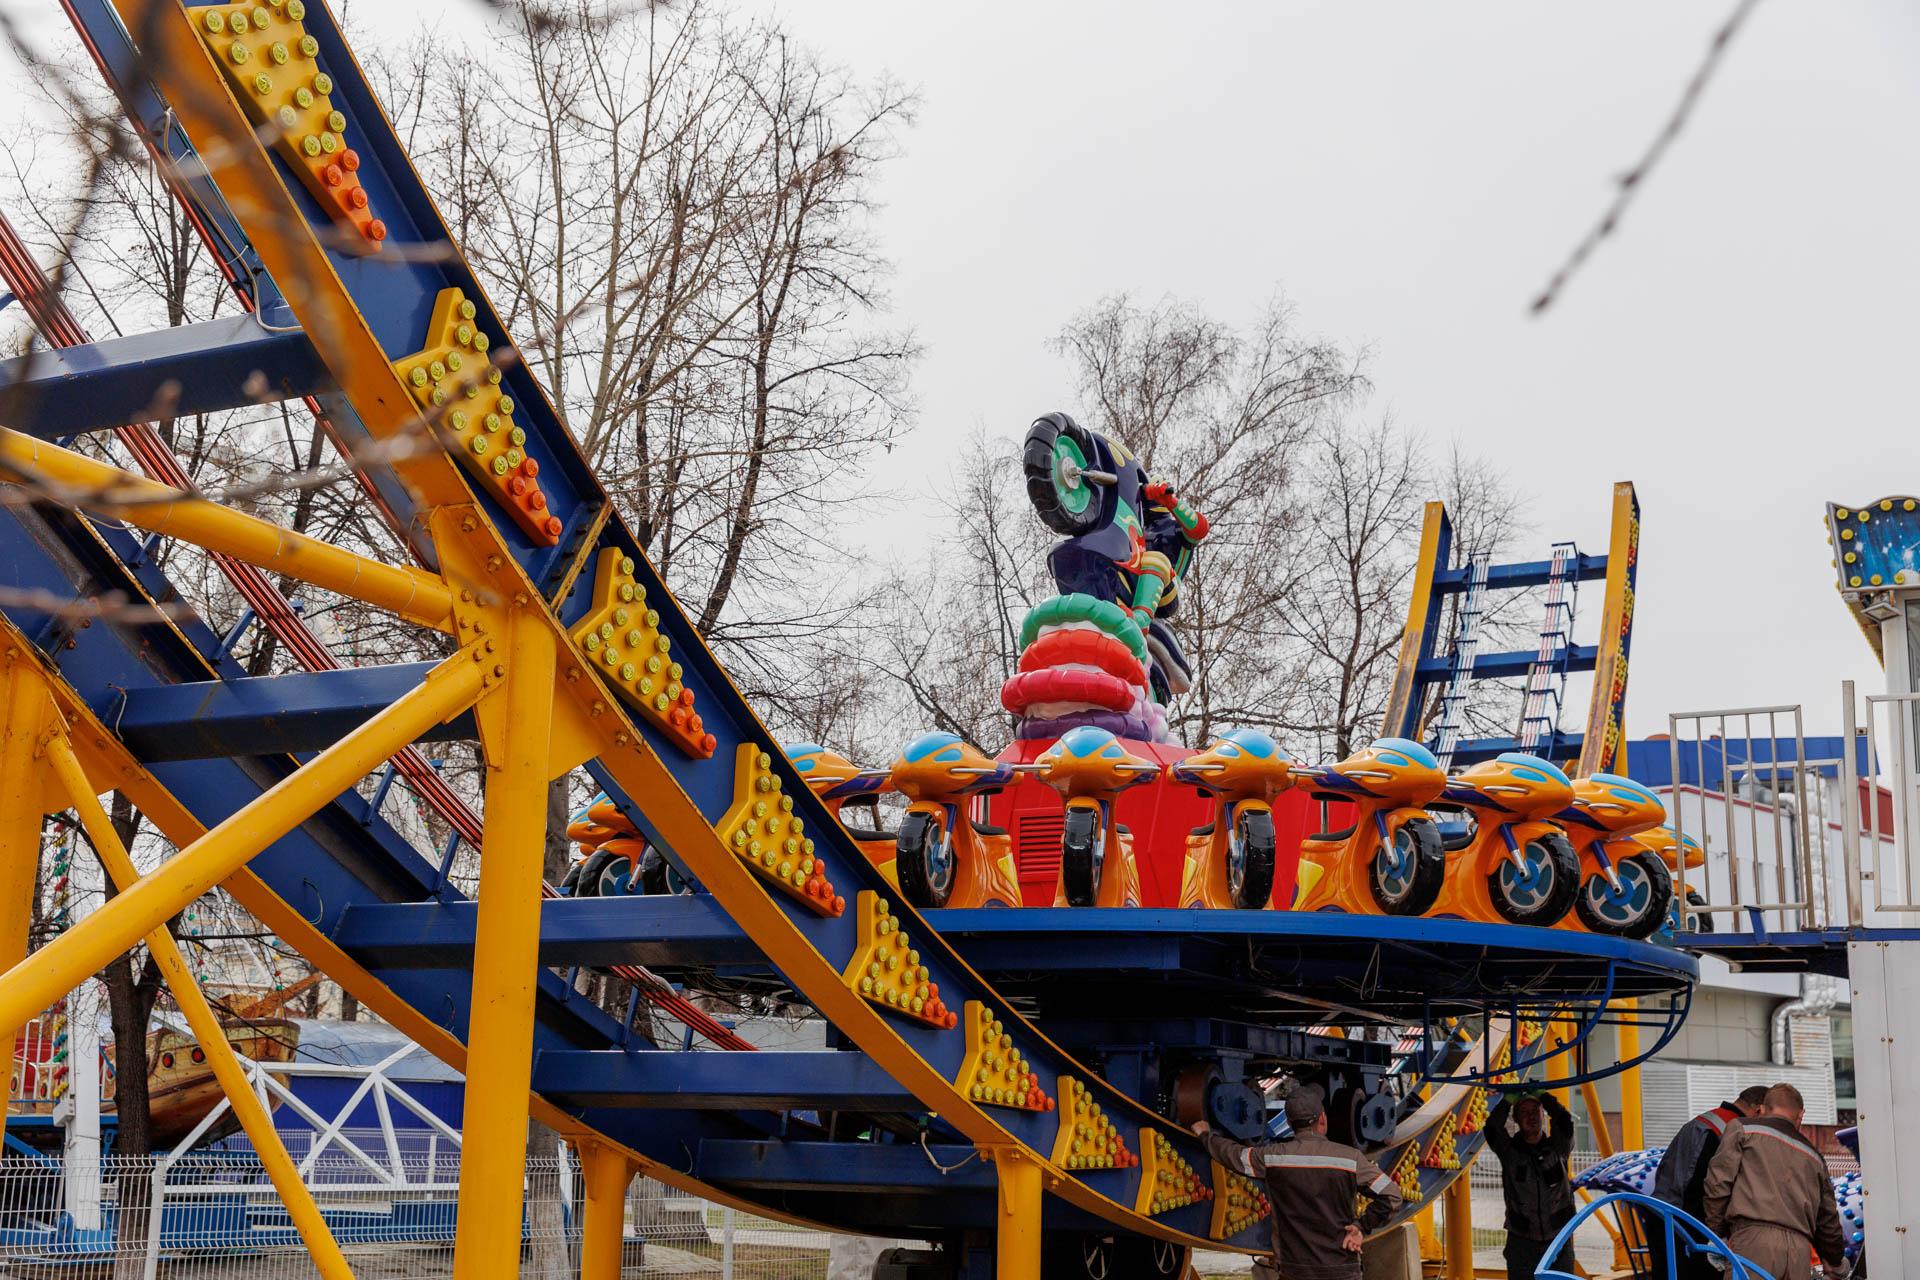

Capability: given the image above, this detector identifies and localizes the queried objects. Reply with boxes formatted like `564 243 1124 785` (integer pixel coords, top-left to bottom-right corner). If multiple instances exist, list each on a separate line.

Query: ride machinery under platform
0 1 1695 1276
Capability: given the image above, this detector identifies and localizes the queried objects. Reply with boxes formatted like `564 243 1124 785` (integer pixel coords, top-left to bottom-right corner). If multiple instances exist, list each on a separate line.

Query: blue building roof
1622 735 1875 790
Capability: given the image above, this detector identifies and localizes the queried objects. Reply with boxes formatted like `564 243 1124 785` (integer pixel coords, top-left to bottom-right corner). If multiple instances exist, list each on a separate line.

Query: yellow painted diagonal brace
0 429 454 632
0 644 486 1034
44 729 357 1280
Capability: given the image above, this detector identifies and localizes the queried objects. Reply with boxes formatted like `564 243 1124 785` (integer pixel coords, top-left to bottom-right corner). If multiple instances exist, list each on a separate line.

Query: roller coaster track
0 1 1601 1274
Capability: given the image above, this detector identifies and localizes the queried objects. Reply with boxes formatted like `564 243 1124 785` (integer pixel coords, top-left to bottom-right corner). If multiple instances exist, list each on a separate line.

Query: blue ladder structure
1515 542 1580 753
1381 486 1640 776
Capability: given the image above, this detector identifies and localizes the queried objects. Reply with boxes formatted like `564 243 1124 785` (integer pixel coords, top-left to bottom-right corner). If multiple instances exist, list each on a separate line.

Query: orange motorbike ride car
1031 726 1159 907
887 732 1024 910
1293 738 1448 915
788 742 899 884
1629 823 1710 936
563 794 673 897
1170 728 1296 910
1554 773 1674 939
1426 753 1579 926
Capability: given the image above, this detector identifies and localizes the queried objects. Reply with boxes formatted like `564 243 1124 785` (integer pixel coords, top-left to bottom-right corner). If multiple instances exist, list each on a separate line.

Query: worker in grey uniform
1703 1083 1848 1280
1646 1084 1769 1279
1484 1090 1577 1279
1192 1084 1404 1280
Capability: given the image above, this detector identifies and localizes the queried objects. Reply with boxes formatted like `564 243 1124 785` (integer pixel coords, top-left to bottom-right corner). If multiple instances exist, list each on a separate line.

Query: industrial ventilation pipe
1771 973 1842 1066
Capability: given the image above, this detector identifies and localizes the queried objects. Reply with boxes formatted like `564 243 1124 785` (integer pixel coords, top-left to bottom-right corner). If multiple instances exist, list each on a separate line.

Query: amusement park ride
4 1 1914 1277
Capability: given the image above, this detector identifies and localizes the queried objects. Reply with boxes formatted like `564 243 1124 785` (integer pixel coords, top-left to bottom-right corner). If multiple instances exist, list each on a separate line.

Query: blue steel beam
107 663 471 761
332 895 759 970
0 316 331 439
1413 644 1598 681
534 1049 919 1111
1433 555 1609 592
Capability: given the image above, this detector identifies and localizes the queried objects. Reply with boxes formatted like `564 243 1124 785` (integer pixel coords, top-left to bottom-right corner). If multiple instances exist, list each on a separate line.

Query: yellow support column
1615 1000 1643 1149
452 612 555 1280
45 732 358 1280
0 655 51 1150
578 1141 633 1280
991 1147 1043 1280
0 646 485 1034
1443 1168 1473 1280
1545 1017 1575 1110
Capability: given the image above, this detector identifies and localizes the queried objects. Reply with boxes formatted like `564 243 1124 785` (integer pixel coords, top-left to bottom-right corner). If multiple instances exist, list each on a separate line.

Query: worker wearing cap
1485 1089 1577 1279
1192 1084 1404 1280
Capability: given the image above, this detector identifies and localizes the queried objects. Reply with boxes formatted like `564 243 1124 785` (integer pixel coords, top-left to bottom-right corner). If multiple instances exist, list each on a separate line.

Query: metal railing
1666 703 1827 933
1666 684 1920 936
1848 686 1920 915
0 1150 828 1278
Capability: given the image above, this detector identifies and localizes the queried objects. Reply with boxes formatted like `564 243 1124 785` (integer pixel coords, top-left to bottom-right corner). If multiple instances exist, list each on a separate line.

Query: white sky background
728 0 1916 742
4 0 1916 742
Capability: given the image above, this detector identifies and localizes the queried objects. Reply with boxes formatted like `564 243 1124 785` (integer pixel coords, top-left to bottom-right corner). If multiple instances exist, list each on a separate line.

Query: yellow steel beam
1580 1079 1616 1159
0 653 52 1150
0 430 454 631
578 1141 633 1280
0 645 485 1033
44 727 357 1280
451 611 555 1280
1381 500 1449 736
1444 1169 1473 1280
1615 1000 1643 1150
1545 1018 1574 1110
990 1147 1043 1280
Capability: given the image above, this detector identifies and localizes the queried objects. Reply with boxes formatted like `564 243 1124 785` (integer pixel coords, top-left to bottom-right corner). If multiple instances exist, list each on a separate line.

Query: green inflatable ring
1018 594 1148 663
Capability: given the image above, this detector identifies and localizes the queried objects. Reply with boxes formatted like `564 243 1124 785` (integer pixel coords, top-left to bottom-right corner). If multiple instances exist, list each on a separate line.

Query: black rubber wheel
1228 806 1276 909
1060 804 1105 907
1042 1232 1114 1280
559 859 584 896
1023 413 1106 537
635 846 670 896
895 809 955 909
1683 888 1713 934
574 849 623 898
1111 1235 1189 1278
1487 832 1580 925
1368 815 1446 916
1574 851 1674 940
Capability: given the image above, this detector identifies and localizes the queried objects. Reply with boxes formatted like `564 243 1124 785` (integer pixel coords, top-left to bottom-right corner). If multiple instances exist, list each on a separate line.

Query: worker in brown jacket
1702 1083 1848 1280
1192 1084 1404 1280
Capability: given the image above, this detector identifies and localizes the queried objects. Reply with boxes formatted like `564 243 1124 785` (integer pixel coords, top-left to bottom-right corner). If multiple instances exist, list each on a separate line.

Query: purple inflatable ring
1015 710 1156 741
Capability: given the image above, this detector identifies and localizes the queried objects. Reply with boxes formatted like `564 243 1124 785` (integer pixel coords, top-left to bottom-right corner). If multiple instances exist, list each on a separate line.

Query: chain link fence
0 1148 831 1278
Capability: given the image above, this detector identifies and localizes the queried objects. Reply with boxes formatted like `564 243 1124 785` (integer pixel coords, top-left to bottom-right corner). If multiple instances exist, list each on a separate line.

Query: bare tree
379 1 918 701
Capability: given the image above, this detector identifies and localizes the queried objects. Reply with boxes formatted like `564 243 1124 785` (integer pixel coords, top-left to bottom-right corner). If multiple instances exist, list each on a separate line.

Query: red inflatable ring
1000 667 1134 715
1018 628 1147 687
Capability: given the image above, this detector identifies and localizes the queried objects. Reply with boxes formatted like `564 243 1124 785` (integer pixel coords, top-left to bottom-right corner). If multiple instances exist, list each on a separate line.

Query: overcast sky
6 0 1914 744
735 0 1915 740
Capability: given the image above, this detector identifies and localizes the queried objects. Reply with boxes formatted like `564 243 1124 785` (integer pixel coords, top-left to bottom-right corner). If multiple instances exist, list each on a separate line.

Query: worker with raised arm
1484 1089 1578 1279
1702 1083 1848 1280
1191 1083 1403 1280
